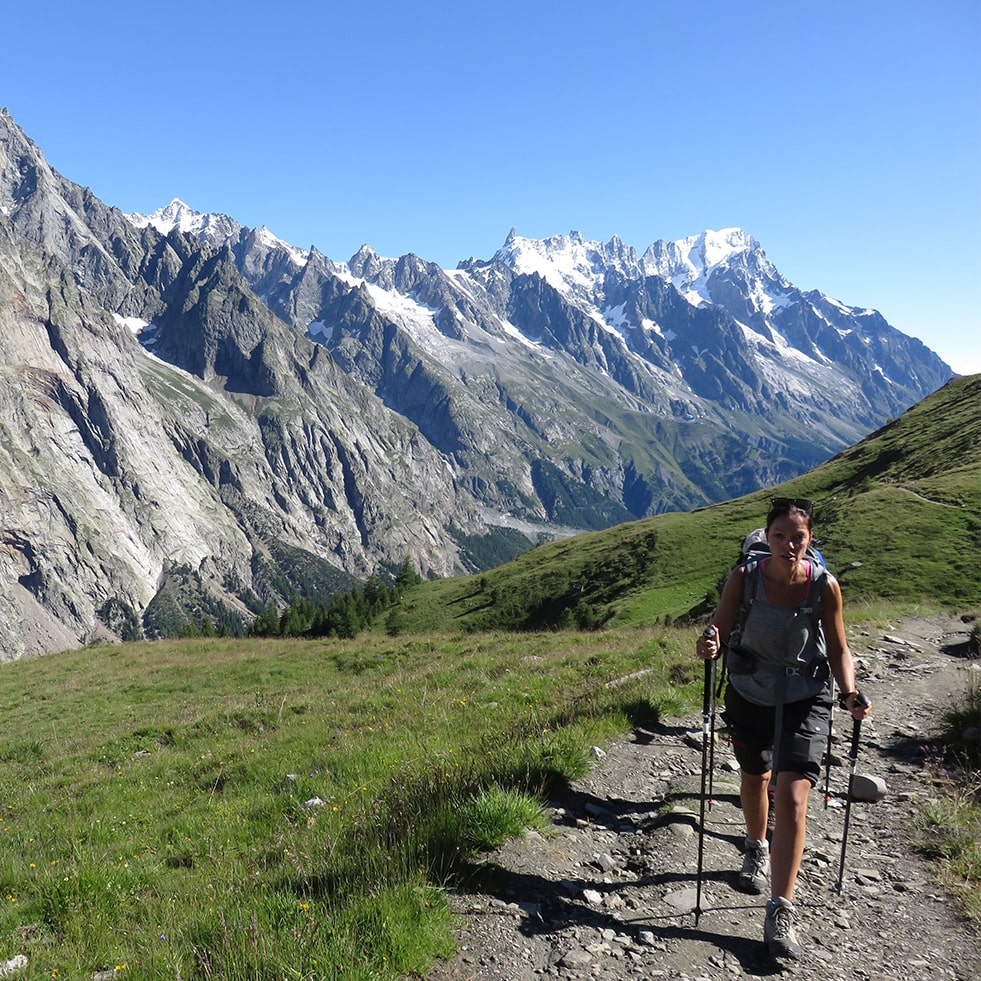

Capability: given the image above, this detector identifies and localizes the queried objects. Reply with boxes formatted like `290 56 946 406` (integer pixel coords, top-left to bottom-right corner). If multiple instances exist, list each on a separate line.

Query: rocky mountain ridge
147 199 948 522
0 106 953 657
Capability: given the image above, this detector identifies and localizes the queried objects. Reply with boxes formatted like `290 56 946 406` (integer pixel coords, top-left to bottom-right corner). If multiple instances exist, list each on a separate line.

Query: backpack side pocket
725 644 755 675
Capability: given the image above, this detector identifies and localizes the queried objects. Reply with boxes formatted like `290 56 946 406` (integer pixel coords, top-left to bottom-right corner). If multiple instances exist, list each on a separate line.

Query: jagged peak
350 243 379 264
643 227 757 274
127 198 235 238
126 202 311 267
348 243 399 282
639 228 791 314
492 228 641 296
160 197 194 218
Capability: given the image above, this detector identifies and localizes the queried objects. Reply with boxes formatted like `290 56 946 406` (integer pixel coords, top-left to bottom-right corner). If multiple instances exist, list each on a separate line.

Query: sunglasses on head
770 497 814 514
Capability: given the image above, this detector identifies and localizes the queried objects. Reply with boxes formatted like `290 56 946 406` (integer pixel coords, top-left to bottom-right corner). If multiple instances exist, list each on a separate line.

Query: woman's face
766 512 812 564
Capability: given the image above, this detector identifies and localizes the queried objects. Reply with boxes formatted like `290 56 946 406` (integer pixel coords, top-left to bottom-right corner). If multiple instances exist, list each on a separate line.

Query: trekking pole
707 650 718 813
835 692 871 893
695 633 717 925
823 678 836 809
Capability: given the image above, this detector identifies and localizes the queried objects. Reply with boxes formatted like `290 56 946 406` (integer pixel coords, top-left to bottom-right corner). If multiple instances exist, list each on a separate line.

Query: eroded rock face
0 110 483 658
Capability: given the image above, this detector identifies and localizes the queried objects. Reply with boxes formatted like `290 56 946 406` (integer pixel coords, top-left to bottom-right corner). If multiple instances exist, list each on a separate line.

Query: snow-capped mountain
644 227 763 304
129 198 310 267
0 105 953 657
127 198 950 525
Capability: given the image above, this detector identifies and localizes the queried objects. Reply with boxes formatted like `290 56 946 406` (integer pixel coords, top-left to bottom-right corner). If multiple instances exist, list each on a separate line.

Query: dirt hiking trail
428 613 981 981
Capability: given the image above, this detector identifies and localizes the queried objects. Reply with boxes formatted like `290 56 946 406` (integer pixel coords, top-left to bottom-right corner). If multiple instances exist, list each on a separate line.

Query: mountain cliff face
0 108 485 659
0 106 952 657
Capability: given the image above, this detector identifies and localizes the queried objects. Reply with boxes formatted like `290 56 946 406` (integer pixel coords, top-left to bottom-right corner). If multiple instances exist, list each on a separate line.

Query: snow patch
639 317 665 338
113 313 151 336
363 283 441 341
602 303 629 333
498 318 551 354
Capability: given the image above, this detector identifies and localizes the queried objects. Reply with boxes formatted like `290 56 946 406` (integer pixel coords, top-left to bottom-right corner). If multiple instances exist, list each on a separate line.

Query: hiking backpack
724 527 830 682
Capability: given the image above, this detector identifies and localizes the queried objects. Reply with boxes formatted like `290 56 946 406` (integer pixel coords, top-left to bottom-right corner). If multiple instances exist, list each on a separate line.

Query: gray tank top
728 559 829 707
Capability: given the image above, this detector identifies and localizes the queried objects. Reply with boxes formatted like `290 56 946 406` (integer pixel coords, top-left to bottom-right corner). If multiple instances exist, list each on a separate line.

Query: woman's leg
770 770 812 900
740 769 771 841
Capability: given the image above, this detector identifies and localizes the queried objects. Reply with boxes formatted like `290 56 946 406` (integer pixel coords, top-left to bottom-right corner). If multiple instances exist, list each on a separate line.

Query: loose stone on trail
850 773 888 801
557 948 593 969
662 887 701 912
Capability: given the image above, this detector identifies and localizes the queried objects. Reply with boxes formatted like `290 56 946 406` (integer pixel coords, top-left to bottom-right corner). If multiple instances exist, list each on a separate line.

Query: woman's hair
766 497 814 532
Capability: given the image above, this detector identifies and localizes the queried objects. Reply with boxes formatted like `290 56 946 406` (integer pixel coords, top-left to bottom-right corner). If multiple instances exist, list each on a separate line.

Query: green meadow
0 626 693 980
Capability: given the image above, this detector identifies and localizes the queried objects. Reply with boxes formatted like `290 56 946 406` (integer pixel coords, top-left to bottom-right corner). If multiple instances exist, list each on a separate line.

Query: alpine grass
0 624 693 979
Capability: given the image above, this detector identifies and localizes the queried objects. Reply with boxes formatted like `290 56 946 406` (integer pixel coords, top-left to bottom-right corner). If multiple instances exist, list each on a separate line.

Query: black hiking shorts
722 685 833 785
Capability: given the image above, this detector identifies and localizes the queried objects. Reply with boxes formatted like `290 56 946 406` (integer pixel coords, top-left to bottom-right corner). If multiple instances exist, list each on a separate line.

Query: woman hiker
695 497 872 960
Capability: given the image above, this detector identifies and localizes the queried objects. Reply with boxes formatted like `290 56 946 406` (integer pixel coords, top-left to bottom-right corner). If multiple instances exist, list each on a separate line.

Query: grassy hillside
0 624 693 980
393 374 981 633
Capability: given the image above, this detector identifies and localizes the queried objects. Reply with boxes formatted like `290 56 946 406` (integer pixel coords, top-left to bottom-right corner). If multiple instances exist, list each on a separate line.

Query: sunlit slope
393 374 981 631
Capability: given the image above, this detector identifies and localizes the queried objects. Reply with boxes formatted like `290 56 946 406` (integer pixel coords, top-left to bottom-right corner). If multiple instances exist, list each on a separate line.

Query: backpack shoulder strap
738 556 764 627
802 558 829 629
741 556 827 624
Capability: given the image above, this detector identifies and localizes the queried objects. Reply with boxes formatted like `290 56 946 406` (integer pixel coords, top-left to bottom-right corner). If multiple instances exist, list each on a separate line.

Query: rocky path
427 614 981 981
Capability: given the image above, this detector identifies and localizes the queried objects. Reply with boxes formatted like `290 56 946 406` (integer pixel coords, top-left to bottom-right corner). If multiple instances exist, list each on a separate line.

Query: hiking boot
737 837 769 894
764 896 803 960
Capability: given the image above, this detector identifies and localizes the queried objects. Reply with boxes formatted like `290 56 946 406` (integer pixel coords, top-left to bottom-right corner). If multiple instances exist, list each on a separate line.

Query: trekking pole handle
700 625 720 659
840 689 870 711
847 691 871 754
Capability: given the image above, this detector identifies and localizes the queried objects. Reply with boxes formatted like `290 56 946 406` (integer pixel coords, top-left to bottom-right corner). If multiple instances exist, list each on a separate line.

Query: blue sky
4 1 979 374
